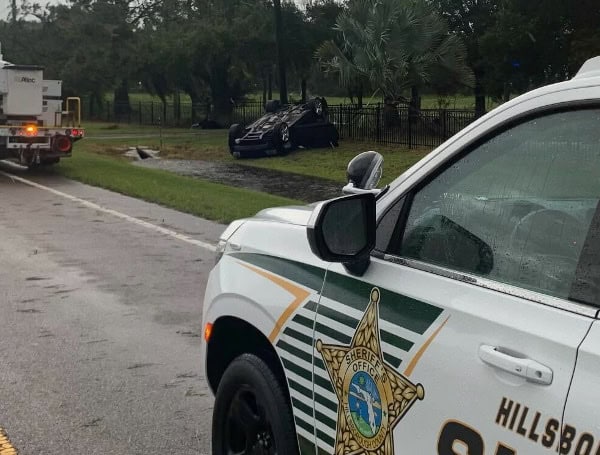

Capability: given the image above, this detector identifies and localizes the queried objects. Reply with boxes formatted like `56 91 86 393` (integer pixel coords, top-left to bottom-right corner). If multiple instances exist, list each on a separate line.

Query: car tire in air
228 123 244 157
308 96 328 120
212 353 299 455
272 122 291 155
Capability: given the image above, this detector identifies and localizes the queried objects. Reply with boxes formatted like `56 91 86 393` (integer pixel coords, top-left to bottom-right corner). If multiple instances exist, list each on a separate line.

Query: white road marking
0 171 217 252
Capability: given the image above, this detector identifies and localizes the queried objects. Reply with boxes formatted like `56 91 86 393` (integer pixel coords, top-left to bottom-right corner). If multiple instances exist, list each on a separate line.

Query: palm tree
316 0 473 108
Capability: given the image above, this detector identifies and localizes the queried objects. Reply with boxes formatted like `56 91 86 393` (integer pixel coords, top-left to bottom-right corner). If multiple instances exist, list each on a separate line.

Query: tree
317 0 472 108
273 0 288 104
434 0 498 115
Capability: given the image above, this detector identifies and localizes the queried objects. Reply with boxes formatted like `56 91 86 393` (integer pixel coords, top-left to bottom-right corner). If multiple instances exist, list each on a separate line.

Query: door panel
312 259 592 454
562 322 600 455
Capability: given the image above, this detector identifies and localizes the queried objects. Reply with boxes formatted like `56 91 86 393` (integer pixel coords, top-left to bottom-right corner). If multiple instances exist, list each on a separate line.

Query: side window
395 108 600 302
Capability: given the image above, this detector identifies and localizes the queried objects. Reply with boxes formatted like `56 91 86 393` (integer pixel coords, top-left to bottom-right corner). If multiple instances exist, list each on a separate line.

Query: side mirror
342 151 383 195
307 193 376 275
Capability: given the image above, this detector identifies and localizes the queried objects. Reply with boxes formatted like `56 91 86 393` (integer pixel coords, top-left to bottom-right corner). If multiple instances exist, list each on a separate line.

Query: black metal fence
87 100 478 148
330 104 478 148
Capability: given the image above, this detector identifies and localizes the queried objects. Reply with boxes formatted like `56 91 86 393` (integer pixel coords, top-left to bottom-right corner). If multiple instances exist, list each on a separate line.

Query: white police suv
202 57 600 455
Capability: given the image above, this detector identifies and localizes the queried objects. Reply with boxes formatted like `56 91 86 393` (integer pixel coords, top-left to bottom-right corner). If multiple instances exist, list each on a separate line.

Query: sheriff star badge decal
316 288 425 455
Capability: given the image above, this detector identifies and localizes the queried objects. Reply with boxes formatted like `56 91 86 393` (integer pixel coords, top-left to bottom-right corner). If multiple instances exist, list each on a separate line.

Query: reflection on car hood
254 205 314 226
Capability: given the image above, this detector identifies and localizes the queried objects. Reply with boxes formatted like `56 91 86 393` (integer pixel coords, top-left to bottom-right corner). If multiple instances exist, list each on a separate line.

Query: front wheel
212 354 299 455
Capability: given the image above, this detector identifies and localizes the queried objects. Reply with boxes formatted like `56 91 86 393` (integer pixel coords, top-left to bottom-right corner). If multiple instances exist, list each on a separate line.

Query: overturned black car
228 97 339 158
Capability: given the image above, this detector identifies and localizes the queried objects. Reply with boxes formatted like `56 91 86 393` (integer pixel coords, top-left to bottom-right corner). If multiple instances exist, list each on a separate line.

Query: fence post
139 102 142 125
106 101 110 122
151 102 154 124
376 103 381 143
408 109 412 149
442 109 448 138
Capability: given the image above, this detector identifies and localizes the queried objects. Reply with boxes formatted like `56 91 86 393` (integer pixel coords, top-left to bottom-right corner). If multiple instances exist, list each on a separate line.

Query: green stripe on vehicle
232 252 442 335
289 377 313 400
278 340 313 364
292 397 336 431
230 252 325 291
293 314 315 329
316 428 336 448
322 271 443 334
313 303 358 330
295 415 314 434
289 378 339 412
381 330 414 352
305 300 318 311
383 352 402 367
305 303 413 357
315 321 351 345
283 326 313 345
283 358 312 381
283 358 334 393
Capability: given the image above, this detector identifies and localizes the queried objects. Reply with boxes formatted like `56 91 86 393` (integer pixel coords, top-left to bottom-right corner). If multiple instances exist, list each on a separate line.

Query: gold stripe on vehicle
238 262 311 342
404 315 450 376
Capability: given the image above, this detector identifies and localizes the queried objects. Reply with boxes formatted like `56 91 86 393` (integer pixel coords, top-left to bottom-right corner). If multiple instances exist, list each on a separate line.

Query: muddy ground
134 159 342 202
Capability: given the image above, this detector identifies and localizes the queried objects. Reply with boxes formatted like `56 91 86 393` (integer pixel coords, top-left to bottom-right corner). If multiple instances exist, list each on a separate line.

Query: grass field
78 123 430 185
54 122 431 221
54 149 301 224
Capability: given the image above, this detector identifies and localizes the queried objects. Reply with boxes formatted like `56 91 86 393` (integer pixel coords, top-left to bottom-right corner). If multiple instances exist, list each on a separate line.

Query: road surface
0 162 224 454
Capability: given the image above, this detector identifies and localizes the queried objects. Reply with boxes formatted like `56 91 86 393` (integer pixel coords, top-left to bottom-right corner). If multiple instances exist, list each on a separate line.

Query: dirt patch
134 159 342 202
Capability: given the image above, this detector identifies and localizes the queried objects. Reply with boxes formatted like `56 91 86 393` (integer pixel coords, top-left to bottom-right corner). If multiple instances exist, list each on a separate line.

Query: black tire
272 122 291 155
228 123 244 155
307 97 328 119
265 100 281 113
212 354 299 455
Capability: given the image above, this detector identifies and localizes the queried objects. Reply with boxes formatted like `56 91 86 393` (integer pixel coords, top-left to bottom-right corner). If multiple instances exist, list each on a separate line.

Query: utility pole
273 0 288 104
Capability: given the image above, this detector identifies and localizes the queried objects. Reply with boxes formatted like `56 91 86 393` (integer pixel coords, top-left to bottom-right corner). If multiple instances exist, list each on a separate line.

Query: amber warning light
22 125 38 136
204 323 213 342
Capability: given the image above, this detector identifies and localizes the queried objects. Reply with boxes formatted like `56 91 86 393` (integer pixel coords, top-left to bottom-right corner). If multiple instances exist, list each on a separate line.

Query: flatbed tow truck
0 44 83 168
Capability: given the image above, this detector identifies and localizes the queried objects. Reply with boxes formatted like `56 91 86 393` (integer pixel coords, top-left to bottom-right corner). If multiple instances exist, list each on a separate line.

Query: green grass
58 121 429 222
54 149 302 224
78 122 430 185
77 122 430 184
241 143 430 185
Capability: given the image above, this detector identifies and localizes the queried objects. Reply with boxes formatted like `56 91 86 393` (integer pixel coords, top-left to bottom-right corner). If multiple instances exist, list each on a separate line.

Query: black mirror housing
307 194 376 273
347 151 383 190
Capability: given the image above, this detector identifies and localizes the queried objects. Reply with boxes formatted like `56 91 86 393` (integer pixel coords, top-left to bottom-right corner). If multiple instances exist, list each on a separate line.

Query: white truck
0 45 83 167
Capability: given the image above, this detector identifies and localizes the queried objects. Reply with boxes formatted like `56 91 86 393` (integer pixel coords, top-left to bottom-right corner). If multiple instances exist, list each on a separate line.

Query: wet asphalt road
0 162 224 454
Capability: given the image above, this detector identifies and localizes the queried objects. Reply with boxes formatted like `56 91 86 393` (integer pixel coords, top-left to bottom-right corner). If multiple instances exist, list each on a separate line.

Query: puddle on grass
134 159 342 202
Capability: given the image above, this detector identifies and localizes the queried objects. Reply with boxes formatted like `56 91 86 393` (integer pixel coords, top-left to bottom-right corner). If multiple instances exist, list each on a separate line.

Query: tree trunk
474 71 486 117
410 86 421 110
212 94 233 127
301 78 307 103
273 0 288 104
268 70 273 100
10 0 17 23
113 78 131 118
262 71 267 107
409 86 420 124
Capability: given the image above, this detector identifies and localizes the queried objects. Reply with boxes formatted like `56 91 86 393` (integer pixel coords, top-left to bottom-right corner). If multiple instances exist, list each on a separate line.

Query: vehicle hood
253 205 314 226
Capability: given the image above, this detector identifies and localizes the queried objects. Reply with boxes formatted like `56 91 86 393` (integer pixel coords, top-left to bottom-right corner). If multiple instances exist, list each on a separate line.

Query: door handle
479 345 553 385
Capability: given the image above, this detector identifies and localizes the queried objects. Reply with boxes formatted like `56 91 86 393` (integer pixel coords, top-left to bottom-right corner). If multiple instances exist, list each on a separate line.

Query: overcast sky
0 0 310 20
